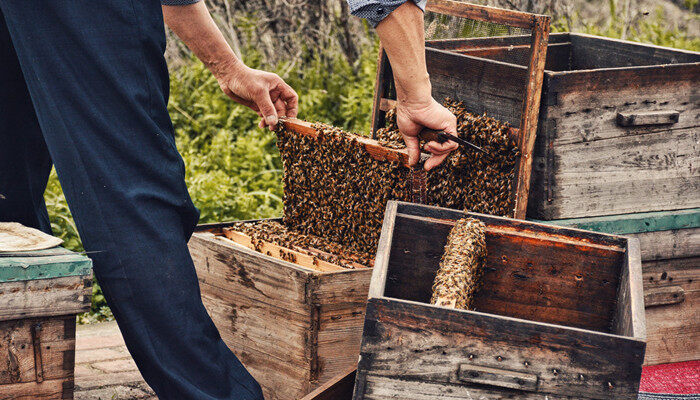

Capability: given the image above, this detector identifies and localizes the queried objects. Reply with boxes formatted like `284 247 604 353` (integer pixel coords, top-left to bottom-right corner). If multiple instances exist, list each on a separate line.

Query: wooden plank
514 14 550 219
356 298 645 399
386 213 626 332
0 275 91 322
569 33 700 70
538 127 700 219
642 257 700 365
630 228 700 261
611 238 646 340
314 271 371 384
617 110 680 127
426 32 570 51
427 48 527 127
425 0 546 30
453 42 571 71
302 366 356 400
368 201 397 299
456 364 538 391
361 374 575 399
644 285 685 307
282 118 411 166
0 378 72 400
0 316 76 385
541 67 699 146
536 208 700 235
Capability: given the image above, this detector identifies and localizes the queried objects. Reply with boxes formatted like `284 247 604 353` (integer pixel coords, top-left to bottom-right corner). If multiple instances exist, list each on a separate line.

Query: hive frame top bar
280 117 519 169
281 118 413 167
371 0 551 219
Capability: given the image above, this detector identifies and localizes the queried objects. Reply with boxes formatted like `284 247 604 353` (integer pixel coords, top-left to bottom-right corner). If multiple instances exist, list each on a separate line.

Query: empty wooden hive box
541 208 699 366
354 201 646 399
0 247 92 400
373 33 700 220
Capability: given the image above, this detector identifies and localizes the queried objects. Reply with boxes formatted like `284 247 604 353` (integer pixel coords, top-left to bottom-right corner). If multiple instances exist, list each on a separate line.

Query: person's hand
396 97 459 171
216 63 299 130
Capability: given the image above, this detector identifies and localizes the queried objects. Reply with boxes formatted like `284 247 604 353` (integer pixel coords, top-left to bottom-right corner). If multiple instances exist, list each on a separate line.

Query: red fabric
640 361 700 394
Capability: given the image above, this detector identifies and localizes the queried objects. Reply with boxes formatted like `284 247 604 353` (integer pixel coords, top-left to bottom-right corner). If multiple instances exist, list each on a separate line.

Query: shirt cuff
349 0 426 28
161 0 200 5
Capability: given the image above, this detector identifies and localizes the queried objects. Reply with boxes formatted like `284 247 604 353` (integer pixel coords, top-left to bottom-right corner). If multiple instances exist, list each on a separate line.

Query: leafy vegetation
553 1 700 51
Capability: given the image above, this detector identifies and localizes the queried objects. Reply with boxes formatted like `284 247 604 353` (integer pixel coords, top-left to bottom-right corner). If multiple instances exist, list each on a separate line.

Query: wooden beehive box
373 32 700 220
354 201 646 399
0 247 92 400
372 0 550 219
189 221 372 400
540 208 699 366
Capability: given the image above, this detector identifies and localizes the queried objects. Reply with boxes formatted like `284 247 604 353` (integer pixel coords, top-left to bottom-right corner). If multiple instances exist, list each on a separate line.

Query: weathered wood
611 238 646 339
301 366 356 400
386 213 626 333
616 110 680 127
631 227 700 261
514 13 549 219
456 364 538 391
532 127 699 219
0 316 76 385
356 201 646 399
0 378 73 400
0 275 91 322
642 257 699 365
356 298 645 400
417 33 700 220
644 285 685 307
190 225 373 400
569 33 700 69
425 0 547 30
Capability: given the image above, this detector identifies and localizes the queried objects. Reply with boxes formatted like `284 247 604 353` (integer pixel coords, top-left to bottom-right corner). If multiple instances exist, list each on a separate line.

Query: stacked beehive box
0 247 92 399
373 31 699 367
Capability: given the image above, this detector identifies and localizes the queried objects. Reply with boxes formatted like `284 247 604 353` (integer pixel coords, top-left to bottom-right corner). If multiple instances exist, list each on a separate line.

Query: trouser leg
0 12 52 233
0 1 263 398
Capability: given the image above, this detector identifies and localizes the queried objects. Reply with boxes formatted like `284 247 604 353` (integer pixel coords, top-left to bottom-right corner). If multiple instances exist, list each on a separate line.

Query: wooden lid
0 247 92 283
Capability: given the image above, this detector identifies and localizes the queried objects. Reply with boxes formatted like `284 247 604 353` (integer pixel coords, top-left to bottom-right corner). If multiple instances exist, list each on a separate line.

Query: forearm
375 2 431 105
162 2 241 79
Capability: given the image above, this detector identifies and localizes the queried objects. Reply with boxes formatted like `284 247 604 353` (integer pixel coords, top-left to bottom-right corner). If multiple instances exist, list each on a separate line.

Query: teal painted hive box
538 208 699 366
0 246 92 399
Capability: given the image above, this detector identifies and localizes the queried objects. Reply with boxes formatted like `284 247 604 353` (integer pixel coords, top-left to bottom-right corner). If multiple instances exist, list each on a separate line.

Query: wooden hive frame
370 0 551 219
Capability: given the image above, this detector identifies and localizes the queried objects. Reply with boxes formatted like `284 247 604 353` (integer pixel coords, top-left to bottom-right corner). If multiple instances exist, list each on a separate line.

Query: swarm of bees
225 98 517 270
277 122 412 255
431 218 487 310
376 99 520 216
229 220 374 268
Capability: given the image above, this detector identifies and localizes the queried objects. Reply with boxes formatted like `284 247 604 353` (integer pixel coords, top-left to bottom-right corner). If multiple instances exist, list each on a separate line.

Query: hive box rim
369 200 646 341
426 32 700 76
193 218 371 276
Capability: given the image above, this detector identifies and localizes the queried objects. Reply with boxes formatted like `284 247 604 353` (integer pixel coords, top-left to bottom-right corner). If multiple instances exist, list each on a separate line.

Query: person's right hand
396 97 459 171
215 63 299 130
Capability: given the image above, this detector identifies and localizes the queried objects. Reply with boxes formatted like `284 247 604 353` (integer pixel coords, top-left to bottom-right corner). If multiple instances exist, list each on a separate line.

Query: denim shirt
161 0 427 28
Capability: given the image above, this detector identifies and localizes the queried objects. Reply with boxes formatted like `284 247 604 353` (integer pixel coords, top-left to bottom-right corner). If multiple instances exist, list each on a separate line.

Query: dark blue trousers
0 1 263 399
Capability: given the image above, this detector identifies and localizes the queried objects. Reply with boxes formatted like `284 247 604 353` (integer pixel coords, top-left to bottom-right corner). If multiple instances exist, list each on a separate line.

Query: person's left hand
216 63 299 130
